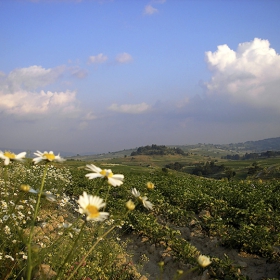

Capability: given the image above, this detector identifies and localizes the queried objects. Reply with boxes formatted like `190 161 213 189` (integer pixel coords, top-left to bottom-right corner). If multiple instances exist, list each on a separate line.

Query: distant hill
2 137 279 161
242 137 280 151
67 136 280 161
130 144 185 156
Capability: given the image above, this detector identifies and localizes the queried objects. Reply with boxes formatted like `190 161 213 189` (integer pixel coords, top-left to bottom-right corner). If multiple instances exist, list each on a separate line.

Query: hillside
67 136 280 161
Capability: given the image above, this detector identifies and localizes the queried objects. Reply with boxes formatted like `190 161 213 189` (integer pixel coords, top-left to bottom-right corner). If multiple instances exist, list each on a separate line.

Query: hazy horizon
1 1 280 154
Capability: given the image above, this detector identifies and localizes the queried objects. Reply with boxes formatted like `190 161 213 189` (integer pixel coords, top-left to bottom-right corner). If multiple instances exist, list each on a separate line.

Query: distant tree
225 168 236 180
162 167 169 173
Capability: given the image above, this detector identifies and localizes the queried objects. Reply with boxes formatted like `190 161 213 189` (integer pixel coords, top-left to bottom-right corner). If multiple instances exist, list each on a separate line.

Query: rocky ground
123 224 280 280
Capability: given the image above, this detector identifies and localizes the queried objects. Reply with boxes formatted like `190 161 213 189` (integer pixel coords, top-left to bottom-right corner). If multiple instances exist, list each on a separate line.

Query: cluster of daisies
78 164 154 222
0 150 212 270
0 150 154 223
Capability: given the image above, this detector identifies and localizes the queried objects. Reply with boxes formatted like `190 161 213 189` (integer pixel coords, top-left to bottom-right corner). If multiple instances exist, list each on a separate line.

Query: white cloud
205 38 280 111
115 52 133 64
2 65 65 92
87 53 108 64
108 102 150 114
0 89 77 115
144 5 158 15
70 66 88 78
0 65 80 117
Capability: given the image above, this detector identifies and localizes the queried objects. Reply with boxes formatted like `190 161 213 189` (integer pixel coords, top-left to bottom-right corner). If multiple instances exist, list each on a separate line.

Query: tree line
131 144 185 156
221 150 280 160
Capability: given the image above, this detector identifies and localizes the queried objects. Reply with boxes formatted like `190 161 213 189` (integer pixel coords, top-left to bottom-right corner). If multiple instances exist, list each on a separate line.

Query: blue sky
0 0 280 154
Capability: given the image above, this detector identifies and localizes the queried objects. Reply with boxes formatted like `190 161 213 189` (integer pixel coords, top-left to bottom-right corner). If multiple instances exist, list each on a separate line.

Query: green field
1 149 280 279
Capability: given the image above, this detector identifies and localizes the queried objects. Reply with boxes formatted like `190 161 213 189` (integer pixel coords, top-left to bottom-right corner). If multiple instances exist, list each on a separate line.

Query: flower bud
126 200 135 211
197 255 211 267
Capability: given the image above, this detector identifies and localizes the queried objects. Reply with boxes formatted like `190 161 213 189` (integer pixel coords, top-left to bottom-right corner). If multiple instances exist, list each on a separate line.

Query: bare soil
123 225 280 280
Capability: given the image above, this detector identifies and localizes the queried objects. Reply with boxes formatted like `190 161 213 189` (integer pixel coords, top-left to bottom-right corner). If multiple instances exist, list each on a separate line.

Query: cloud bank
0 65 79 117
205 38 280 112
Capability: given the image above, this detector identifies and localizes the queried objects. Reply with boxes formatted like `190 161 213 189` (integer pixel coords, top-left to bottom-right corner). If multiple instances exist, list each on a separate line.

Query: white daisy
85 164 124 187
33 151 65 164
131 188 153 210
141 196 153 210
77 191 109 221
20 184 38 194
0 151 26 165
131 188 140 197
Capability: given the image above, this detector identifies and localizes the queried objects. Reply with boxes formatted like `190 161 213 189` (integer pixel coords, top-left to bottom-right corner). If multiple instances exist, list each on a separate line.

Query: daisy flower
0 151 26 165
20 184 38 194
131 188 140 197
197 255 212 268
131 188 153 210
78 191 109 221
33 151 65 164
141 196 153 210
85 164 124 187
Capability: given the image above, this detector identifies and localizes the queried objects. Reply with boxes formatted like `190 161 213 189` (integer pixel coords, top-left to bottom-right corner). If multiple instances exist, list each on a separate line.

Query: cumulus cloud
1 65 65 92
205 38 280 111
87 53 108 64
0 90 77 115
143 4 158 15
0 65 79 117
108 102 150 114
115 52 133 64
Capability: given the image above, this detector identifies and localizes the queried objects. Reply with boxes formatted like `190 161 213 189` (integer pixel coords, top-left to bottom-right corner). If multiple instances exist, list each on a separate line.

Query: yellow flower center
43 153 55 161
86 205 100 218
100 169 113 178
20 184 31 192
4 152 16 159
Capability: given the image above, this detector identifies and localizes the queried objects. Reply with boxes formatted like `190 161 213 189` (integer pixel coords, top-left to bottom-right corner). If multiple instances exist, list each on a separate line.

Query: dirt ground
123 224 280 280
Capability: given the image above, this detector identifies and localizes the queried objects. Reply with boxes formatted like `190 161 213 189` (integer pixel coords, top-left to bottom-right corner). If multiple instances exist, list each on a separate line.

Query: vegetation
131 144 186 156
222 150 280 160
1 142 280 279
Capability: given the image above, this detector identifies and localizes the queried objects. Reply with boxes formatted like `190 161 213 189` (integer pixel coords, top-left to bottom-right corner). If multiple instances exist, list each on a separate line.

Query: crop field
0 151 280 279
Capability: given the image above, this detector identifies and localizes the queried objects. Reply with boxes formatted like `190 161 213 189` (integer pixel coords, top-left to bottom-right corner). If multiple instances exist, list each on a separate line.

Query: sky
0 0 280 154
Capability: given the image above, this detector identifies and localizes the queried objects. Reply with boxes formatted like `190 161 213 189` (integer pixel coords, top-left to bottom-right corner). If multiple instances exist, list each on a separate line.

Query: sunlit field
0 150 280 279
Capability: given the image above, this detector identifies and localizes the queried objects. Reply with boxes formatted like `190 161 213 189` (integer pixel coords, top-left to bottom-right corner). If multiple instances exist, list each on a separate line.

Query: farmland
0 144 280 279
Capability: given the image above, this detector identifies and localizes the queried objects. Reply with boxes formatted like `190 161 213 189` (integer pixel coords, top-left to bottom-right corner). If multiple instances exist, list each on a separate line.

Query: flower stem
176 266 198 279
55 221 86 280
26 163 49 280
67 225 116 280
4 165 8 197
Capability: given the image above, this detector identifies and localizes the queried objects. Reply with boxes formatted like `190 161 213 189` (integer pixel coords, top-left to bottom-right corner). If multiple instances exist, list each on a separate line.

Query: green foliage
222 150 280 160
131 144 185 156
192 161 225 176
1 157 280 279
